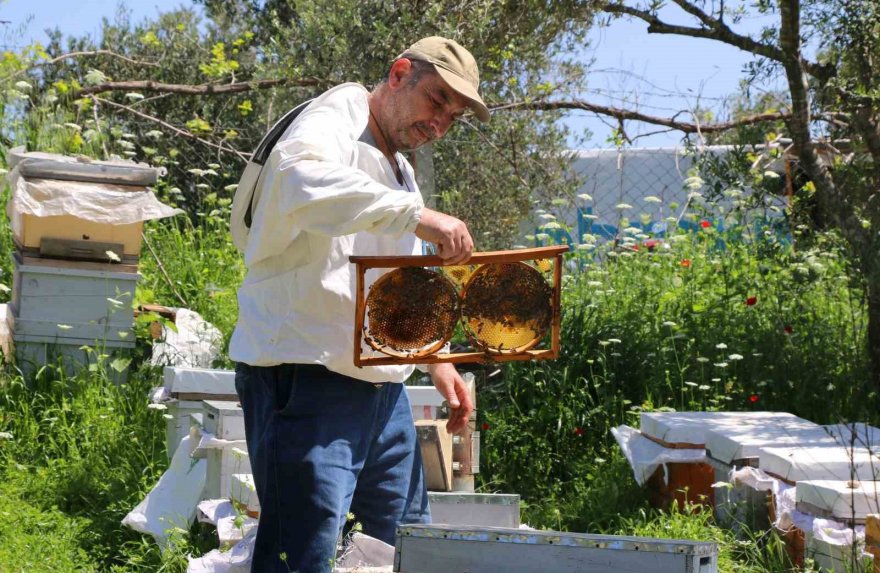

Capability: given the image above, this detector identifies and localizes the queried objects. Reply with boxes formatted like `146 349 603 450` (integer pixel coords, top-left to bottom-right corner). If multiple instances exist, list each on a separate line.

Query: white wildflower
714 362 729 368
125 92 145 101
540 222 562 230
728 353 744 361
84 69 108 85
538 213 557 221
0 431 12 440
696 357 709 363
57 324 73 330
763 171 781 179
684 176 704 190
715 343 728 349
578 193 593 202
224 184 238 192
608 338 622 344
662 321 677 327
616 203 633 210
644 195 662 204
14 80 32 91
685 381 698 387
147 403 168 410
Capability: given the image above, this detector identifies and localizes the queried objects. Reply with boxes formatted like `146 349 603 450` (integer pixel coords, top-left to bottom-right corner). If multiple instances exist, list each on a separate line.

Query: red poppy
700 220 711 229
481 422 489 431
574 427 584 436
746 296 757 306
749 394 759 403
680 259 691 268
784 325 793 334
643 239 659 251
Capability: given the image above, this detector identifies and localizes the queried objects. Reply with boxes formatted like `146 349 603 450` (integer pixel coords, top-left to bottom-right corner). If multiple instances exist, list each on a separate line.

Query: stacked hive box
4 148 175 379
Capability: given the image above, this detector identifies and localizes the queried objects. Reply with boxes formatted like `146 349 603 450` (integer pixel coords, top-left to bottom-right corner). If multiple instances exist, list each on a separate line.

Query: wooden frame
350 245 567 366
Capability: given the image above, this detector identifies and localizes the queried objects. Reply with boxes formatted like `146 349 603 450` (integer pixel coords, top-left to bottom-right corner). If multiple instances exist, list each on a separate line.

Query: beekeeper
228 37 488 573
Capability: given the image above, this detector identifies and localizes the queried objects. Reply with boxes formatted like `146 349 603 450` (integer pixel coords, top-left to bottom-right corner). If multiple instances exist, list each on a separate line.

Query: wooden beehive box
350 246 566 366
8 252 138 342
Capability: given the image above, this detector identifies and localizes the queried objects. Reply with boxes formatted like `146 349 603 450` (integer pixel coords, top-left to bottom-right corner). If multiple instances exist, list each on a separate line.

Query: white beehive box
796 479 880 522
640 411 814 447
394 525 719 573
407 385 447 421
705 424 834 465
202 400 249 500
163 368 237 459
759 445 880 483
824 423 880 451
804 526 874 573
8 252 138 343
428 492 520 529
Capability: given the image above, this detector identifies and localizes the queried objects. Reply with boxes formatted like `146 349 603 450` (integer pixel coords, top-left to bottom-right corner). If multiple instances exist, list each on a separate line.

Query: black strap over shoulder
245 98 313 228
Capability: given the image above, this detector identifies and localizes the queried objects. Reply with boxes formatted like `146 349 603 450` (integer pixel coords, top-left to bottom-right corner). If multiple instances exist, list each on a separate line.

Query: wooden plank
416 420 453 492
17 248 139 273
174 392 239 402
40 237 125 263
356 348 556 366
866 514 880 573
353 263 366 368
349 245 569 269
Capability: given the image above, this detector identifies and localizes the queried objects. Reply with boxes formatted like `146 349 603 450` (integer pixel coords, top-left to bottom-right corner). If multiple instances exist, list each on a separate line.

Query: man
228 37 489 572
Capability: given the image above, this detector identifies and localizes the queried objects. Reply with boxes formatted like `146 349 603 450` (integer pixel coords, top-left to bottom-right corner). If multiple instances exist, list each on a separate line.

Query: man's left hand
427 363 474 434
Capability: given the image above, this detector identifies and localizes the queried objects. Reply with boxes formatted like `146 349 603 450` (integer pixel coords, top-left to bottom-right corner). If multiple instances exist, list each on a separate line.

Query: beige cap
399 36 490 123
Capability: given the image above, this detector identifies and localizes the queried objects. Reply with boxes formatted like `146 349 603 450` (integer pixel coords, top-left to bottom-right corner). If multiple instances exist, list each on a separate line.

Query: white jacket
229 83 424 382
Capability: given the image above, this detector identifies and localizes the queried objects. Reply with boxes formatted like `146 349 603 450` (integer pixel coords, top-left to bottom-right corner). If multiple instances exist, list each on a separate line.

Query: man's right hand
415 208 474 265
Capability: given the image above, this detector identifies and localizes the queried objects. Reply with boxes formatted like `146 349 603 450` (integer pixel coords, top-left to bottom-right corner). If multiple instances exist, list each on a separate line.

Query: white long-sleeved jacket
229 83 424 382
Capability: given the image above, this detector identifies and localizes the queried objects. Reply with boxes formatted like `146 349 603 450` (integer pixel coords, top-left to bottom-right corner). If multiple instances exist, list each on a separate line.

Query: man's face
384 62 470 152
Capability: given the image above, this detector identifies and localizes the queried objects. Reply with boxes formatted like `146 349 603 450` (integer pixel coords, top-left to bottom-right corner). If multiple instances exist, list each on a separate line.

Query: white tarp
150 309 223 368
611 424 706 485
7 166 181 225
122 433 206 546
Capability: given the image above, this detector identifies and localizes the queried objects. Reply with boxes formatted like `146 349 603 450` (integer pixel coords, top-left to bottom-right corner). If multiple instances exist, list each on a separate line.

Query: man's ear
387 58 414 90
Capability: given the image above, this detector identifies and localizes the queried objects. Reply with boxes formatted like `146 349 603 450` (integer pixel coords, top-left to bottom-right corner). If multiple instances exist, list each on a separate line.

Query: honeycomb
365 267 459 356
461 262 553 353
440 264 480 291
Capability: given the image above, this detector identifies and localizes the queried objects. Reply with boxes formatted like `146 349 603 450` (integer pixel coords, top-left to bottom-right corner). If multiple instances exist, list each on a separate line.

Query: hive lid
796 479 880 521
163 367 236 396
639 411 811 447
759 444 880 483
705 424 833 464
8 147 163 186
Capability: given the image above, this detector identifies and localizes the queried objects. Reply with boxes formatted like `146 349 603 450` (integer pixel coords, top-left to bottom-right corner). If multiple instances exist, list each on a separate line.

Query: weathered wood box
8 252 138 342
394 524 719 573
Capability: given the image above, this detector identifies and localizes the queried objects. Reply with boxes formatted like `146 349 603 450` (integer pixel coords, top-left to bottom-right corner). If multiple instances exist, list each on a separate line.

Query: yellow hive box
12 214 144 258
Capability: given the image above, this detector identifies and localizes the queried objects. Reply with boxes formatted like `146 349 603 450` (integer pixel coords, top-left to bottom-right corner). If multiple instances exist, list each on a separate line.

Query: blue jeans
234 363 430 573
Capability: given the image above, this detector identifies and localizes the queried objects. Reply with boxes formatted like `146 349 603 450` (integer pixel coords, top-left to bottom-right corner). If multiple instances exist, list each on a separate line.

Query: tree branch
492 99 789 133
602 2 832 81
75 77 325 97
0 50 160 84
92 96 251 162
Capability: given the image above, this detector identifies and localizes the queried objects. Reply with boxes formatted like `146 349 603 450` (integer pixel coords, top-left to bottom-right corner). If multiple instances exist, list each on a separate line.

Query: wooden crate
394 525 719 573
645 459 716 510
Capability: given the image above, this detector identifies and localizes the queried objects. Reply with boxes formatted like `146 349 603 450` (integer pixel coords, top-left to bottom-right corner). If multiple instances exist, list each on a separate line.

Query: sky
0 0 780 149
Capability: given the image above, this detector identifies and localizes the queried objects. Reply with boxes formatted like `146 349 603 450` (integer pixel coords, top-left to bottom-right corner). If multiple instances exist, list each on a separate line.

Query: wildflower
148 403 168 410
680 259 691 268
700 220 711 229
125 92 145 101
749 394 760 403
0 431 12 440
696 357 709 363
14 80 32 91
662 321 677 327
538 213 557 221
615 203 633 210
698 384 711 391
711 378 721 382
685 381 698 387
784 325 793 334
643 239 659 251
57 324 73 330
574 427 584 436
715 343 728 349
745 296 757 306
608 338 622 344
728 354 744 361
644 195 662 204
684 175 704 190
714 362 729 368
577 193 593 202
481 423 489 431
